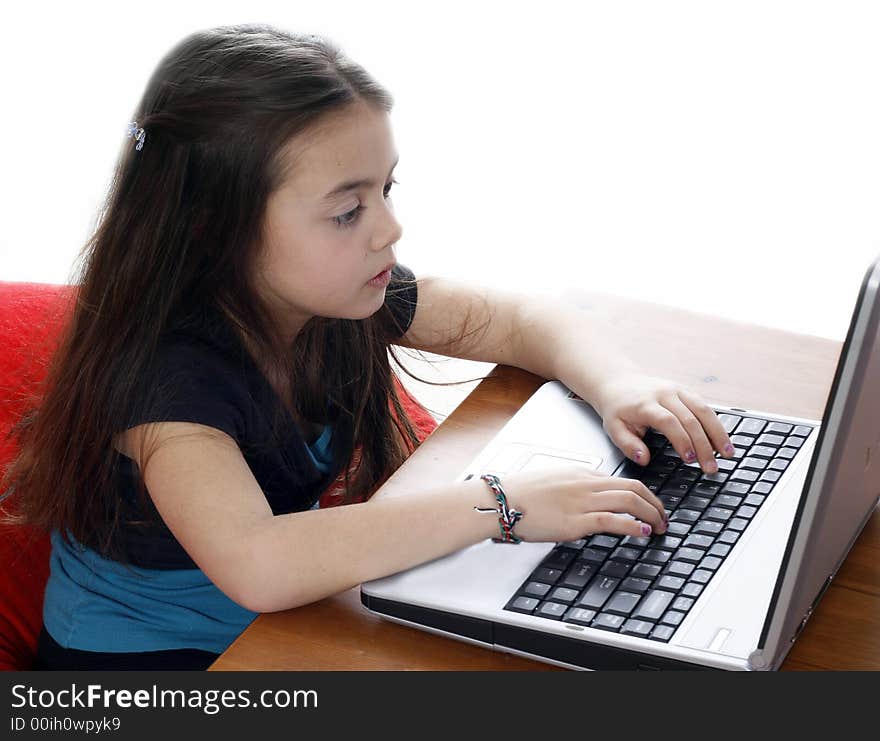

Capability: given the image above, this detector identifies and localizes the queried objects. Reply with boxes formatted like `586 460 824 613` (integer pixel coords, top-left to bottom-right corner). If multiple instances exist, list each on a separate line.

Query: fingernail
704 460 718 473
634 449 642 461
724 443 735 456
685 450 696 463
640 523 653 536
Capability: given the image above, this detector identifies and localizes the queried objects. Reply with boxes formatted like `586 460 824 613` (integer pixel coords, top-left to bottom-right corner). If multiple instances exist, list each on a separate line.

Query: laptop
361 254 880 671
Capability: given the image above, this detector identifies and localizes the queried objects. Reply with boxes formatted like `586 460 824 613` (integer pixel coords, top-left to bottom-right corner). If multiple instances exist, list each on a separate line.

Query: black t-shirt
111 263 418 570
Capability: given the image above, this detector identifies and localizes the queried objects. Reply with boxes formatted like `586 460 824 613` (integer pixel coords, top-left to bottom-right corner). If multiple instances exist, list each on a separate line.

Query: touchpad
519 450 602 473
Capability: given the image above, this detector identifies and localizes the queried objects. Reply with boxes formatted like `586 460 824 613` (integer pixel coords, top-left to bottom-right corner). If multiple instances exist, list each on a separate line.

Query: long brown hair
0 24 493 562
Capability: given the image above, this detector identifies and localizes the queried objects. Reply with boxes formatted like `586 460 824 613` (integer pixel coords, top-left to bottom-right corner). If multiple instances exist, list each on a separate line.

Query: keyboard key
560 538 588 550
532 567 563 583
704 507 734 523
640 549 672 565
660 480 694 496
693 520 724 536
577 576 620 610
718 530 740 545
663 561 696 578
672 596 694 611
734 418 766 436
692 482 721 498
777 447 798 460
768 458 790 472
548 586 580 603
630 563 662 579
756 433 786 447
610 546 642 563
600 561 632 579
592 612 626 631
717 413 742 433
740 457 769 471
784 436 805 449
744 493 766 507
651 535 683 551
620 576 652 594
674 547 705 564
765 422 793 435
700 471 729 484
661 610 686 626
523 581 552 598
717 458 739 470
619 535 652 549
750 445 777 459
510 596 539 613
578 547 609 564
707 543 731 558
691 569 713 584
727 517 749 532
665 521 692 537
730 470 759 483
542 549 578 571
683 534 715 549
621 619 655 637
670 509 701 524
712 493 743 509
720 482 751 496
560 561 599 590
651 624 676 641
632 589 675 621
605 591 642 616
658 494 683 510
681 495 712 511
536 601 568 619
682 583 704 598
751 482 773 495
656 575 686 591
564 607 597 626
588 534 620 549
735 505 758 520
700 556 723 571
793 425 813 437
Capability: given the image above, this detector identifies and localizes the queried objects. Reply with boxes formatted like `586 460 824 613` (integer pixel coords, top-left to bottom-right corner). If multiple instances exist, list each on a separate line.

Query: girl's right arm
117 421 666 614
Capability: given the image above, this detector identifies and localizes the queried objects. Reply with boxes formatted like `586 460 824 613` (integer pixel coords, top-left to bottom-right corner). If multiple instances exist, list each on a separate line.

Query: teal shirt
43 424 334 654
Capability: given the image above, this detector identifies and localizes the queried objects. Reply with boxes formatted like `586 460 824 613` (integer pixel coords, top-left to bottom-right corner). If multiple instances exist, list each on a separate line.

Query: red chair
0 281 436 670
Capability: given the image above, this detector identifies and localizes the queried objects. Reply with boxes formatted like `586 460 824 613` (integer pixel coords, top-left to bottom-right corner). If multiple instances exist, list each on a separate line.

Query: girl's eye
333 178 398 229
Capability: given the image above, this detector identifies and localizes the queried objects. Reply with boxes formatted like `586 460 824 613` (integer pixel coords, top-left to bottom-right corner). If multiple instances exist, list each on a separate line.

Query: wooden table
210 291 880 671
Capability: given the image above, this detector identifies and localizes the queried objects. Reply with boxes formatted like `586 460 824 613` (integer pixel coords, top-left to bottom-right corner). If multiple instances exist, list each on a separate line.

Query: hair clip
126 121 146 151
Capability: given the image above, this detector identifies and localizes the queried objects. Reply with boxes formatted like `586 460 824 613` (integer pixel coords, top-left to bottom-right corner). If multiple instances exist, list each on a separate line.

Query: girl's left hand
587 373 737 474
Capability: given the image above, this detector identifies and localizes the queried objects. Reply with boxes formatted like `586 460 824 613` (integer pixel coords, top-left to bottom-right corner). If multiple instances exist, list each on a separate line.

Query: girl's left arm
398 277 735 473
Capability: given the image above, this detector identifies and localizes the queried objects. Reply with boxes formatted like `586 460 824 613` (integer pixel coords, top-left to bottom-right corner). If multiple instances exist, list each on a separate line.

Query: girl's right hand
494 465 668 543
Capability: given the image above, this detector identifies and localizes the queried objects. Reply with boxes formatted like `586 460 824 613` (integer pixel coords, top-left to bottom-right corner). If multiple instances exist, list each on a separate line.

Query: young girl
2 24 735 670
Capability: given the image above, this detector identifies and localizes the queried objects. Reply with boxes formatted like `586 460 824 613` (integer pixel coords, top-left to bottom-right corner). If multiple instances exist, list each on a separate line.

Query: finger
592 473 667 524
610 478 667 527
587 490 667 532
657 394 720 474
677 387 736 460
589 476 666 515
580 511 658 539
606 416 652 465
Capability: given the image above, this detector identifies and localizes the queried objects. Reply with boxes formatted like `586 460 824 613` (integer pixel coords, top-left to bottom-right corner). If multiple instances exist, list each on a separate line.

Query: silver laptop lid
749 254 880 670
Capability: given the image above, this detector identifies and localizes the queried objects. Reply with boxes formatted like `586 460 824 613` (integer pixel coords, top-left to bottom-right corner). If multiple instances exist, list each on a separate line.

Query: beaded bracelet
474 473 524 544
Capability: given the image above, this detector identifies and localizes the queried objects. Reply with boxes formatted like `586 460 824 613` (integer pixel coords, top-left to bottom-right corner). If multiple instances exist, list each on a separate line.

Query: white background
2 1 878 354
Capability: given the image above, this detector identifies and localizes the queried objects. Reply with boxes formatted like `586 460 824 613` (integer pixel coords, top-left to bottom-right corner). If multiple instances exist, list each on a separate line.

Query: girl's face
254 101 403 342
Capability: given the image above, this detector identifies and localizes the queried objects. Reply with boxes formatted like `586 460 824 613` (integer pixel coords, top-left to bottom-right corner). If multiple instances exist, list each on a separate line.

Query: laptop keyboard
503 412 815 642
